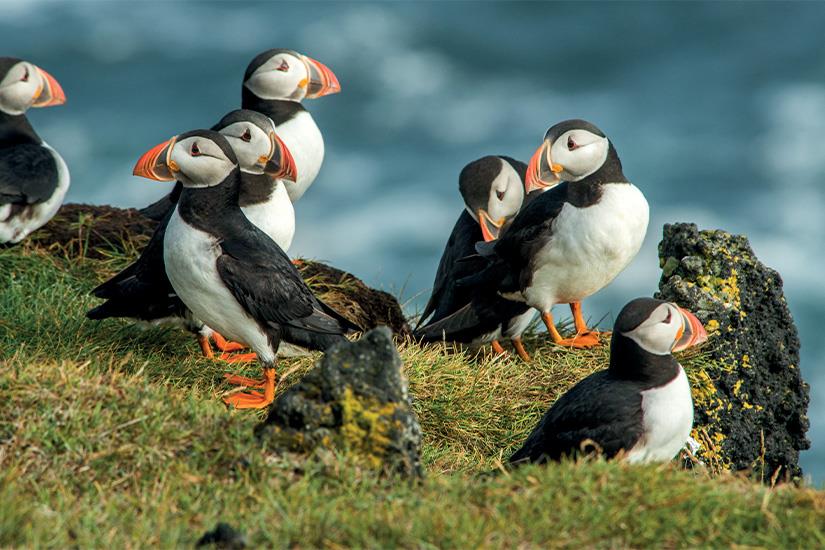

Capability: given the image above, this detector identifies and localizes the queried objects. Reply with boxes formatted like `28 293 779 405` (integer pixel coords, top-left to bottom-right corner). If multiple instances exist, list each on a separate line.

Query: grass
1 244 824 547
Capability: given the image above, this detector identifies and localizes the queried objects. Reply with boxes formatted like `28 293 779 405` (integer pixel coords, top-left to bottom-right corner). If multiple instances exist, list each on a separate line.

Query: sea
2 1 823 484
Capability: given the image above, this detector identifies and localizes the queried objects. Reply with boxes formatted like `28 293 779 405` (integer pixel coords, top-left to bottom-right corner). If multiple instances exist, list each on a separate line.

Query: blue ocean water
2 1 822 483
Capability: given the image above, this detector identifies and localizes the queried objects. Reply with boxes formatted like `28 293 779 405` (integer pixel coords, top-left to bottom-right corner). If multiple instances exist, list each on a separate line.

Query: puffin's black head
211 109 297 182
243 48 340 102
459 155 526 241
0 57 65 116
610 297 708 377
134 129 240 189
525 118 625 193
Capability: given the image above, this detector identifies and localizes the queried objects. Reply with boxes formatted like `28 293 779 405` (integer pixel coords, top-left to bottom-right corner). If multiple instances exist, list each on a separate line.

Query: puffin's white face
548 129 609 182
485 160 525 223
0 61 44 115
169 136 236 189
219 120 275 174
244 52 309 101
622 303 708 355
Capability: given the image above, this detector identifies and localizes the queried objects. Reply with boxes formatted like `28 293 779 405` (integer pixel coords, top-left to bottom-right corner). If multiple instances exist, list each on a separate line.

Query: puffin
0 57 68 244
137 129 350 409
140 48 339 220
86 110 297 359
509 297 708 465
413 155 534 359
467 119 649 348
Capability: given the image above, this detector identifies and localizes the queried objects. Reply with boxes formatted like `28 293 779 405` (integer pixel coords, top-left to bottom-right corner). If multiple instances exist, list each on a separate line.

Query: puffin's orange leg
198 334 215 359
211 331 247 353
491 340 506 355
223 367 276 409
512 336 531 361
292 258 304 267
542 310 599 349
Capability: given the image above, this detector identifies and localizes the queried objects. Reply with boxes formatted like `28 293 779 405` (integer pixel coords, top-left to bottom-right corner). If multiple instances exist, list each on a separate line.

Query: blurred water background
2 1 823 483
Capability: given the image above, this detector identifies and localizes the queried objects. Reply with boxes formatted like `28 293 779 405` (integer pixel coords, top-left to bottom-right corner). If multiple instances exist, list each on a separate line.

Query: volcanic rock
656 223 809 480
256 327 422 477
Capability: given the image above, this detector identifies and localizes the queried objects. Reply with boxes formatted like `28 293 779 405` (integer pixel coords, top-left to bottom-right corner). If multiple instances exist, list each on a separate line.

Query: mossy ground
1 243 824 547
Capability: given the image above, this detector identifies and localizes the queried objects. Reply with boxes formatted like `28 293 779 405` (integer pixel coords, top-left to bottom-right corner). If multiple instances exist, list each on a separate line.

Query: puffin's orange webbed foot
218 352 258 363
223 373 266 388
211 332 247 353
291 258 304 267
223 367 276 410
553 332 601 348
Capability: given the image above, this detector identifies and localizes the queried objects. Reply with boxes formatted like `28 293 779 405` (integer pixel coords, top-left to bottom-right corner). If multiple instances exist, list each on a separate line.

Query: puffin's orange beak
525 140 563 194
477 209 505 242
301 55 341 98
32 66 66 107
134 137 177 181
264 132 298 182
672 307 709 352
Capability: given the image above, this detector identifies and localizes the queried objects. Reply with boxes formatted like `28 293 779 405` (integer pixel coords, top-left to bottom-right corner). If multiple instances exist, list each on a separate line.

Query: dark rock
656 223 810 480
256 327 422 477
196 522 246 549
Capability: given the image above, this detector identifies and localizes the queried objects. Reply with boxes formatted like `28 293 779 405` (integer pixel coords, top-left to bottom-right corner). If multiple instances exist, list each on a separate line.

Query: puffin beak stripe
477 209 504 242
134 137 177 181
301 55 341 98
525 140 562 194
32 66 66 107
264 133 298 182
672 307 709 352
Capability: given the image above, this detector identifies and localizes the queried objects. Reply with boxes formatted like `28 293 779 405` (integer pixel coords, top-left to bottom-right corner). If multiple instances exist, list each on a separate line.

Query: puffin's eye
191 143 201 156
241 129 252 142
496 190 505 201
567 137 577 150
21 68 29 82
663 309 672 324
277 60 289 72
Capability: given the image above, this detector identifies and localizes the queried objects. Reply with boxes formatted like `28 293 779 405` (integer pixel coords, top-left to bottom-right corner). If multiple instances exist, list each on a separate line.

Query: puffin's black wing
86 207 183 321
509 371 645 464
416 211 483 329
415 292 528 344
0 144 58 205
492 182 570 267
216 230 346 335
458 183 571 293
139 182 182 222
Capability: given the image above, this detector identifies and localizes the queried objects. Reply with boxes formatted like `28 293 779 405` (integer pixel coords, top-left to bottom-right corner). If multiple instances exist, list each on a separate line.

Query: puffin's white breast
524 183 649 311
240 180 295 251
163 208 275 362
626 366 694 464
277 110 323 203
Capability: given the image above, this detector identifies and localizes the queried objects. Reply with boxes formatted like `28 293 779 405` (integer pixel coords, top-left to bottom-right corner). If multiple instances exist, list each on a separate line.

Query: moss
339 387 400 469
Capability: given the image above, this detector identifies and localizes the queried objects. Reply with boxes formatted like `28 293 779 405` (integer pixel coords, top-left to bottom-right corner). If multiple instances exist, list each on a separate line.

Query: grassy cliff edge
1 243 823 547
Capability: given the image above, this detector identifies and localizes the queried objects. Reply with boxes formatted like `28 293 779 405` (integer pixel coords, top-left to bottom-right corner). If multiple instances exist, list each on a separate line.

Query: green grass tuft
1 246 823 547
